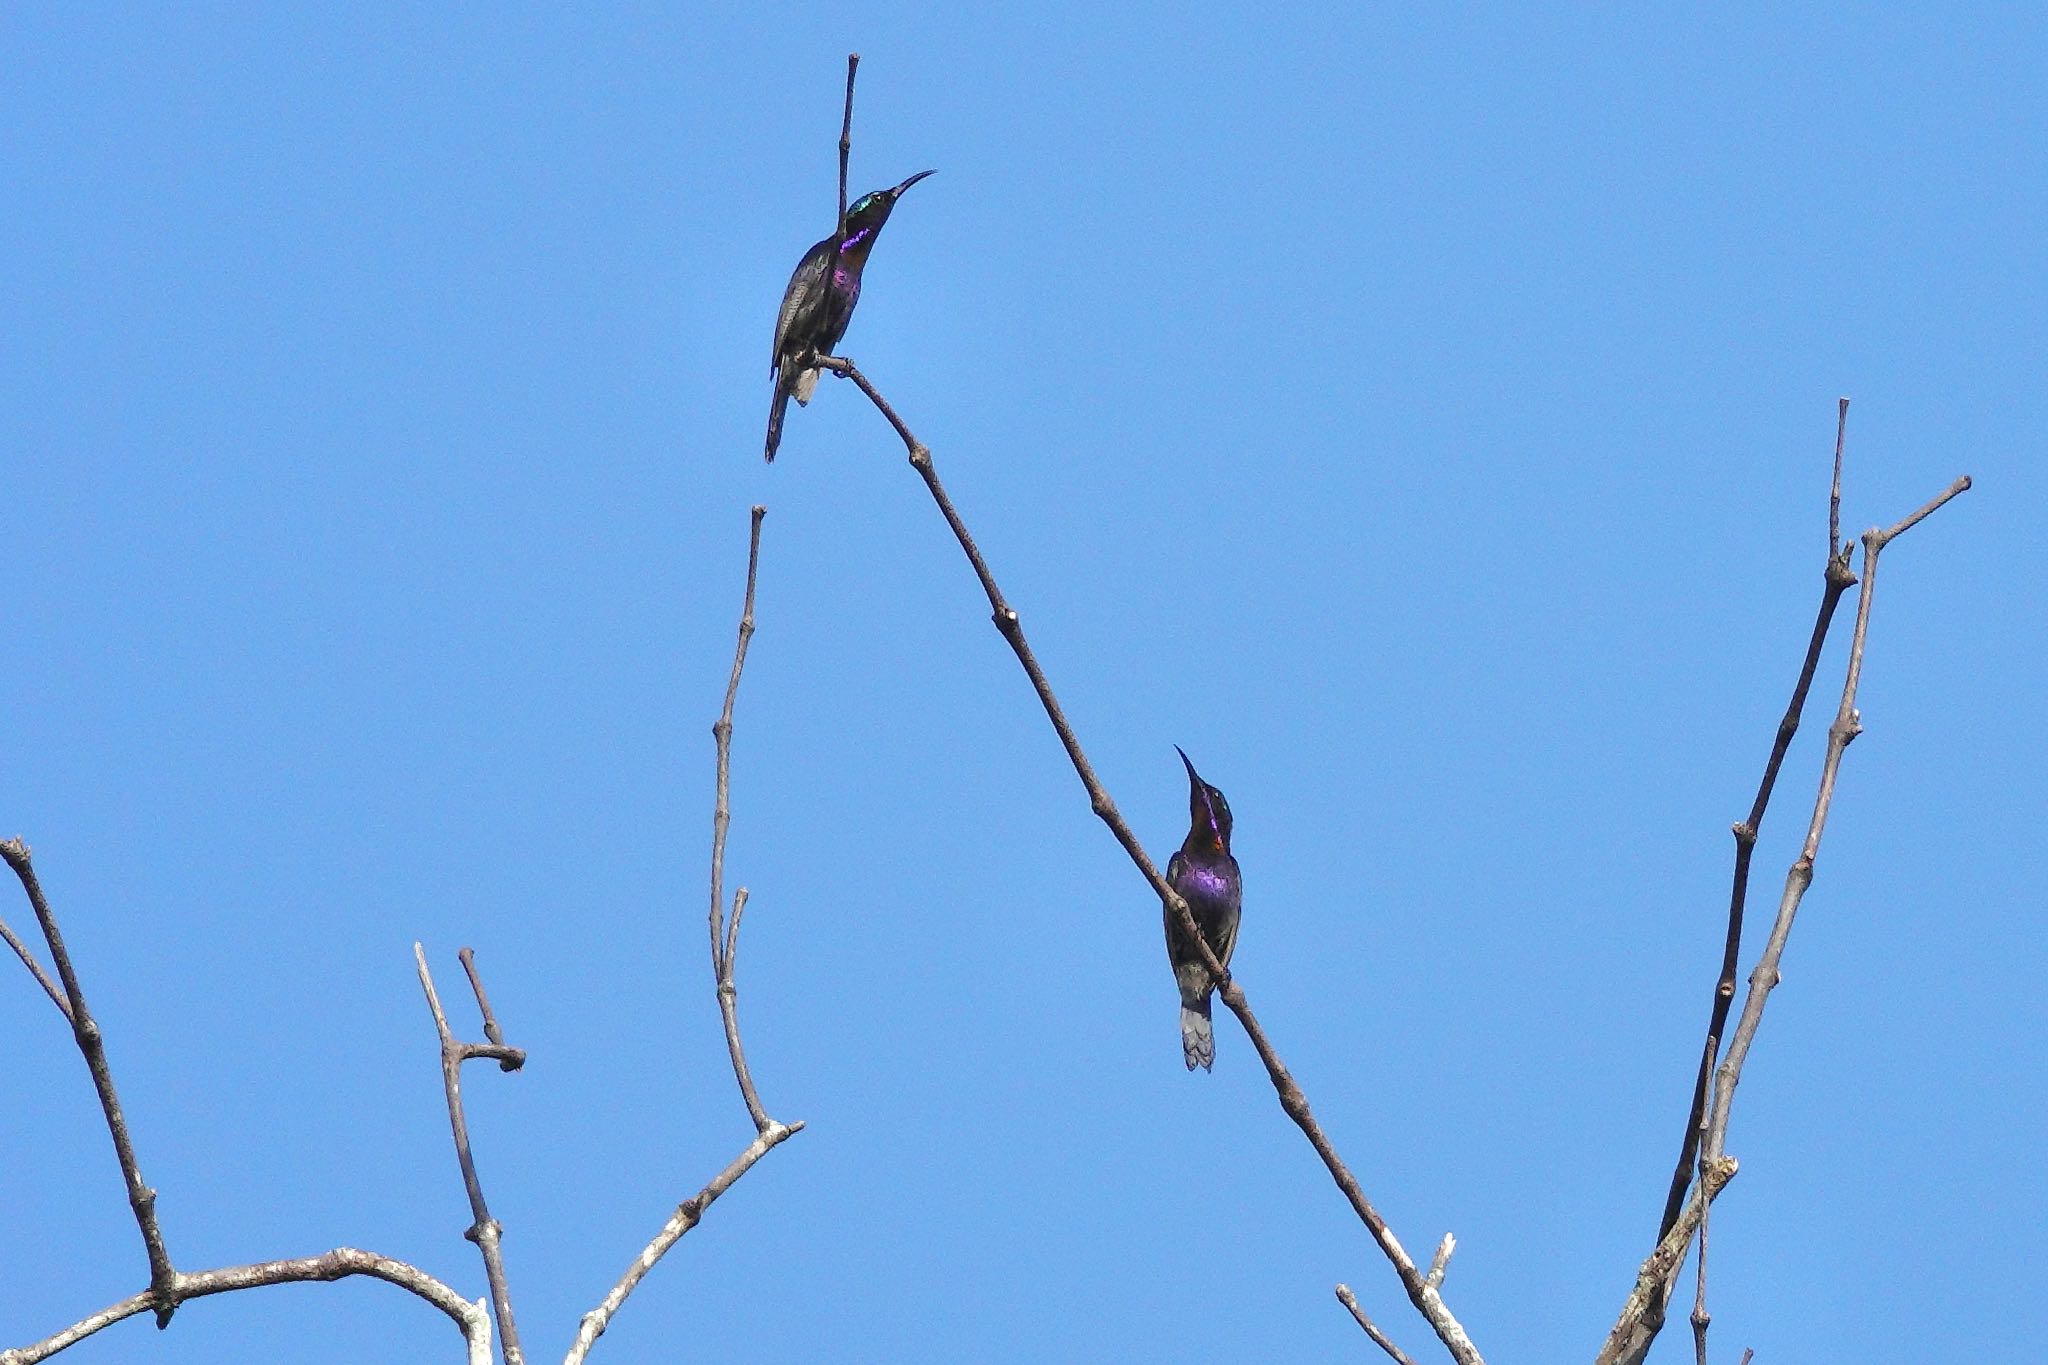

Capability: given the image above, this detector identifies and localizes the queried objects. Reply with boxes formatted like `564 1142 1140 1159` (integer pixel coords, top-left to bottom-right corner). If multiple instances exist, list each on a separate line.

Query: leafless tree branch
0 900 70 1021
837 54 858 242
1602 464 1969 1365
1700 475 1971 1173
0 1250 491 1365
415 945 528 1365
563 1120 801 1365
565 505 803 1364
710 505 771 1132
1596 1158 1739 1365
2 837 179 1322
3 839 491 1361
1336 1284 1418 1365
815 353 1484 1365
1658 402 1858 1243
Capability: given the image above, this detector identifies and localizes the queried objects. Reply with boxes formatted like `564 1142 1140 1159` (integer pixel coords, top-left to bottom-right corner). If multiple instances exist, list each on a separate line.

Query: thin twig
1829 397 1847 561
564 507 803 1363
1426 1234 1455 1291
1 838 180 1324
415 945 526 1365
816 353 1483 1365
459 947 514 1057
0 1249 491 1365
822 52 858 336
710 505 771 1131
0 901 70 1021
1658 404 1858 1241
838 55 858 241
1690 1205 1711 1365
1336 1285 1419 1365
563 1122 802 1365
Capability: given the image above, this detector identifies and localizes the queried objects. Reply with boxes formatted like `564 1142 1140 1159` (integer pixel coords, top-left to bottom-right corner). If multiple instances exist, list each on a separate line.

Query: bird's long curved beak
1175 745 1221 842
890 169 938 199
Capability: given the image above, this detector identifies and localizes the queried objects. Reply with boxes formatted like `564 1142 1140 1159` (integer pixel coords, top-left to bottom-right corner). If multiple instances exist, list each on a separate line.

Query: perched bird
765 169 935 462
1164 746 1243 1071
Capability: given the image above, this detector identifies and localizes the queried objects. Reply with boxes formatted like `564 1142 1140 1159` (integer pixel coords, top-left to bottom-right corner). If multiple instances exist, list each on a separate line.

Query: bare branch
816 353 1483 1365
1336 1284 1419 1365
821 52 858 334
459 946 514 1055
1690 1207 1711 1365
1426 1233 1455 1291
1 837 179 1322
715 887 769 1132
566 506 803 1362
710 505 771 1131
1607 464 1969 1365
0 900 70 1021
415 945 526 1365
1701 474 1969 1169
837 55 858 241
1659 406 1859 1242
1829 397 1847 561
1596 1158 1739 1365
0 1249 491 1365
564 1121 802 1365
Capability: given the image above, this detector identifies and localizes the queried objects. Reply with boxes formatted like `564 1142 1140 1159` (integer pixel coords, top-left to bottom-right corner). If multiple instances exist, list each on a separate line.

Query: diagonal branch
415 945 527 1365
1600 470 1969 1365
563 1120 802 1365
1 838 180 1324
1658 401 1858 1243
0 1249 491 1365
1336 1284 1419 1365
1701 475 1971 1170
565 505 804 1364
816 352 1483 1365
0 900 70 1021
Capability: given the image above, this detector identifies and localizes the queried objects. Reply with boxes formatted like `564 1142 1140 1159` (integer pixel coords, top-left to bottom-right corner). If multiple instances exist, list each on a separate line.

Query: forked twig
2 838 490 1362
1 838 179 1323
1599 466 1970 1365
1658 401 1857 1243
816 352 1483 1365
566 505 803 1364
710 505 771 1131
415 946 527 1365
0 902 69 1021
1701 475 1971 1167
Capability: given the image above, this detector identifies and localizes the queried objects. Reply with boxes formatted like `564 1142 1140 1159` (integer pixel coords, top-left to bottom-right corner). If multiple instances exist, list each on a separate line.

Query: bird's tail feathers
765 380 790 462
792 365 820 405
1181 999 1215 1072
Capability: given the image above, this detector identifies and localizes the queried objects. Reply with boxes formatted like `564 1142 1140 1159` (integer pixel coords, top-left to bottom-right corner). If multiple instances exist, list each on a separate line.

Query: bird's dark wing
772 238 834 376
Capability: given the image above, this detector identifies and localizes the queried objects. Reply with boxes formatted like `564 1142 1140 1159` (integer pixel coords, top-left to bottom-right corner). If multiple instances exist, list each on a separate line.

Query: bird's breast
1177 860 1237 907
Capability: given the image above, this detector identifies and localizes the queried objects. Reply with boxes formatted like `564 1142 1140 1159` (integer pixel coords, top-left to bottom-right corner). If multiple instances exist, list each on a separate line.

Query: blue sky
4 6 2043 1362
